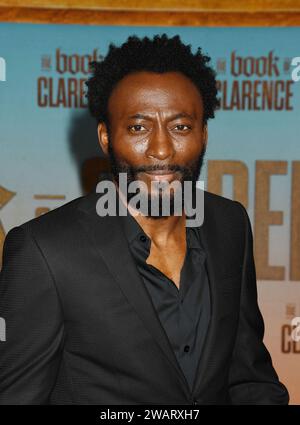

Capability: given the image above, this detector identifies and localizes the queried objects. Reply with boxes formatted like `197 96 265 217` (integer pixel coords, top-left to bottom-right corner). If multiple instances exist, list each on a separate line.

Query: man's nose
145 127 175 161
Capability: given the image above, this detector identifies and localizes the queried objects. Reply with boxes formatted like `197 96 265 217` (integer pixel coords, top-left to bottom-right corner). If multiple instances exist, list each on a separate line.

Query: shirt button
184 345 190 353
139 235 147 242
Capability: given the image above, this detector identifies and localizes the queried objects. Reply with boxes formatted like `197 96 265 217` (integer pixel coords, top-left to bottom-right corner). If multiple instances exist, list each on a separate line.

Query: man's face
98 70 208 218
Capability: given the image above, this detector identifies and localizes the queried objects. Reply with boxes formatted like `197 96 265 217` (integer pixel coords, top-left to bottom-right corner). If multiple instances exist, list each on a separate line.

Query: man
0 34 289 405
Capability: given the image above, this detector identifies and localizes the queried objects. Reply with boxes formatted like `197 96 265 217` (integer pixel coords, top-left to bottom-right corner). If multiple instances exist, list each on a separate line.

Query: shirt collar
117 190 202 250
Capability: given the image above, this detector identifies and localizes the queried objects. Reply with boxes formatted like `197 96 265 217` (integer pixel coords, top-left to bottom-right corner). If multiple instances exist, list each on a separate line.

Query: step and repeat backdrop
0 23 299 403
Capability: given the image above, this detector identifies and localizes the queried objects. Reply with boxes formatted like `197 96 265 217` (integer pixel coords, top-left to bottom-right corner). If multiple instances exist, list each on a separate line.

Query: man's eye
128 124 146 133
174 124 191 131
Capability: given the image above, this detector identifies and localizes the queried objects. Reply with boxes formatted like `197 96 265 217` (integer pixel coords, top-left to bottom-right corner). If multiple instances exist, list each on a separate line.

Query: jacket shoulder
203 189 246 213
7 193 95 245
202 189 249 233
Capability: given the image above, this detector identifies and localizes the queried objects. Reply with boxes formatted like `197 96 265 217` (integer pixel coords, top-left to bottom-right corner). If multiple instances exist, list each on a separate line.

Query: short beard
107 136 206 219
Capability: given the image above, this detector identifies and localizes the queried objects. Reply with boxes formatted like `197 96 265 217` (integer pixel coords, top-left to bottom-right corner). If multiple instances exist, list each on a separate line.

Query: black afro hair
85 33 220 126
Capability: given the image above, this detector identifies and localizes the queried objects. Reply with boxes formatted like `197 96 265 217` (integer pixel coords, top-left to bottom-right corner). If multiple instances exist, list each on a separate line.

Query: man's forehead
108 87 203 119
109 70 202 98
107 76 203 120
111 104 201 122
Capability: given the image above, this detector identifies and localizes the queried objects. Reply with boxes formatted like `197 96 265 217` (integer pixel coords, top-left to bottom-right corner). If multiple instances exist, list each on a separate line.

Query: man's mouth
143 170 177 181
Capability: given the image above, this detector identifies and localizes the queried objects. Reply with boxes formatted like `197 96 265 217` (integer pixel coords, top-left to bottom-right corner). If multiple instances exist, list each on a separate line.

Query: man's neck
114 180 186 248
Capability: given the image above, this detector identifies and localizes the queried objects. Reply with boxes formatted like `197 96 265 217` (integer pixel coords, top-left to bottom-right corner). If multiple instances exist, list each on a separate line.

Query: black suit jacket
0 188 289 405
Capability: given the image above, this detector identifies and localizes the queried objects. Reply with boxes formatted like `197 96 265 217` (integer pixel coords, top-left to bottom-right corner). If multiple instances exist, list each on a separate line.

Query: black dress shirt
119 207 211 392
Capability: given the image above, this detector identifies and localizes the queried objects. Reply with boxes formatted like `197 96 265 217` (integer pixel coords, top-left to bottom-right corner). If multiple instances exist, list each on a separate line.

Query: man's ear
97 122 109 156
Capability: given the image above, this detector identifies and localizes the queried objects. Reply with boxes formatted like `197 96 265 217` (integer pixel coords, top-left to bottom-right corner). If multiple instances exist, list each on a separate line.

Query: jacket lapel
190 212 220 396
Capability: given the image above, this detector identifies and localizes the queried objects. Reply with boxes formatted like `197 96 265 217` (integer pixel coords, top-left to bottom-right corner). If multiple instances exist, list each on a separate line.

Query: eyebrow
128 112 195 121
